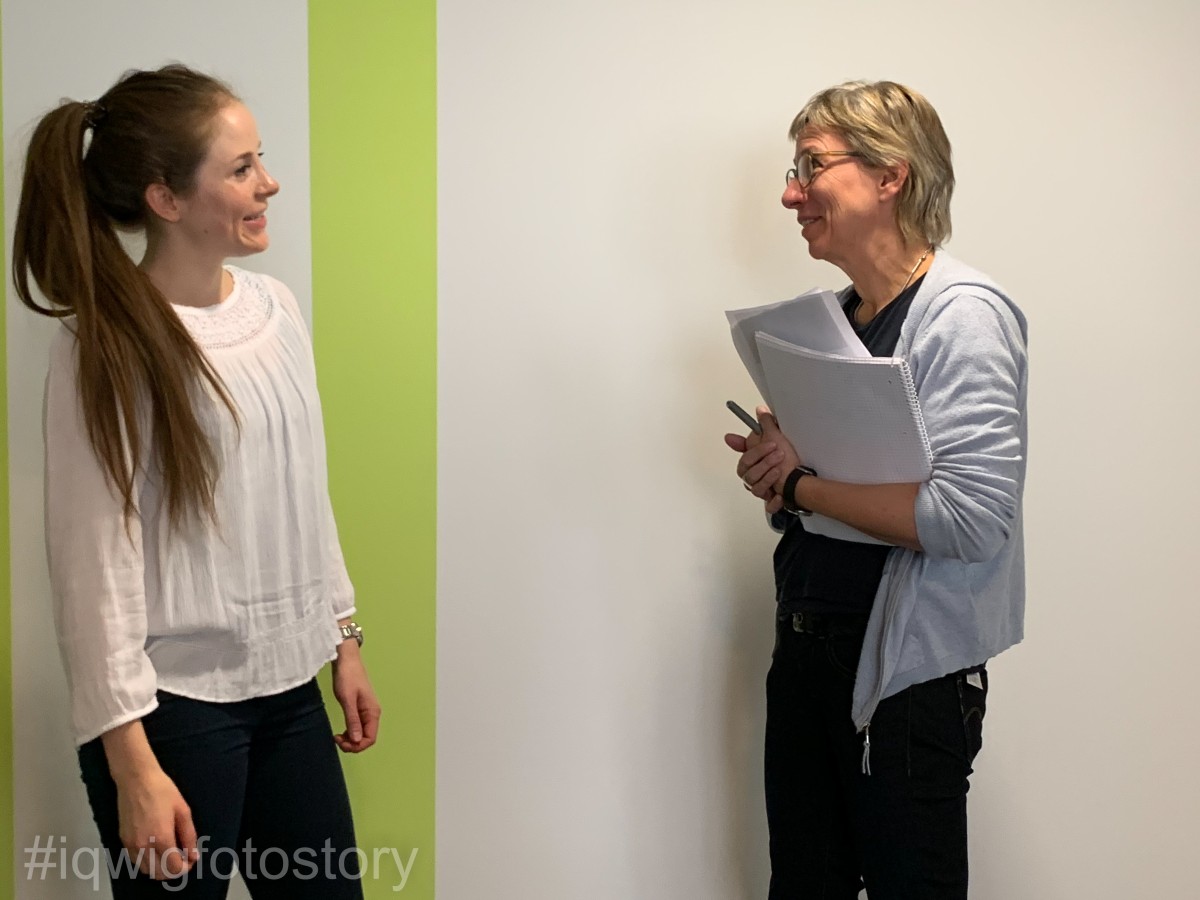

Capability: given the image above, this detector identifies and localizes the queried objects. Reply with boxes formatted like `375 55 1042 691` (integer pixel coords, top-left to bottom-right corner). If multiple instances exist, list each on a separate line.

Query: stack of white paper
726 288 868 408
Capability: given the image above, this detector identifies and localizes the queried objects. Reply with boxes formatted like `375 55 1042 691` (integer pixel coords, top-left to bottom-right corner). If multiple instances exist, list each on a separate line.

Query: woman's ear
144 182 183 224
877 160 909 201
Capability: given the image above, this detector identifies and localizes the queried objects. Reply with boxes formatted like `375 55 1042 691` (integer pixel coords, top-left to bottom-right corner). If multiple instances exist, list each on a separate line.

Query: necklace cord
901 245 934 294
855 245 934 326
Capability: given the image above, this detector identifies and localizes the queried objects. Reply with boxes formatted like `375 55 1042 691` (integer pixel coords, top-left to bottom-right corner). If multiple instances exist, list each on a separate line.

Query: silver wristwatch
339 621 364 647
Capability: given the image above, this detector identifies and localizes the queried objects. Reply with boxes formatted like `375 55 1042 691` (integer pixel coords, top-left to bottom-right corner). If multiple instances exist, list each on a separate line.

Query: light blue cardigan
845 252 1029 735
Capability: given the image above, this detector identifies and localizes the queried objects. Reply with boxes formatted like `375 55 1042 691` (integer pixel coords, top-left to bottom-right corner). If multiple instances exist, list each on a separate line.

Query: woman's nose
781 180 806 209
260 169 280 197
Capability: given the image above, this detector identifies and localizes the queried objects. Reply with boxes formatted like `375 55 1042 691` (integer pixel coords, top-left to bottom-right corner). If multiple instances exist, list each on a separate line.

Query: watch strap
782 466 817 516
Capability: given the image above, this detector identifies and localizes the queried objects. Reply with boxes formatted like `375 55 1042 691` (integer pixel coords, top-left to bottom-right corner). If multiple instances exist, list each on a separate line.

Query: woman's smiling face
172 101 280 261
782 130 890 268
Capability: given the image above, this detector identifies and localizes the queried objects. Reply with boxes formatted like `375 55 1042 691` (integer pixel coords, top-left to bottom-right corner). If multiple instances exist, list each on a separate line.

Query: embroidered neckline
171 269 275 350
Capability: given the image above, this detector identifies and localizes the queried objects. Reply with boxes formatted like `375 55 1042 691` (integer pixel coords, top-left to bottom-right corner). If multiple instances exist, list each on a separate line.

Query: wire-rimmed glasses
785 150 863 188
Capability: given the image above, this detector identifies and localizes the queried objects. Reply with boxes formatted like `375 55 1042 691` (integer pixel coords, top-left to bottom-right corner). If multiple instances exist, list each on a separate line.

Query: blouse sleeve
43 327 158 745
323 496 357 623
261 276 357 623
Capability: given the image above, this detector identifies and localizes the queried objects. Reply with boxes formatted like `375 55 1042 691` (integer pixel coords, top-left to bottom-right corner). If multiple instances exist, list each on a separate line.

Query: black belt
778 610 869 638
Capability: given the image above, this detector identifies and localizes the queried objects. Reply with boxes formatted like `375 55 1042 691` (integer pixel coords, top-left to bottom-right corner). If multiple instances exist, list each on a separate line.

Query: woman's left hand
332 645 381 753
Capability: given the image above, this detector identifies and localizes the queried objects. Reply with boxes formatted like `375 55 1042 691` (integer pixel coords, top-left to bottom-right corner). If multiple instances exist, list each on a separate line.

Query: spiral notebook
754 333 933 545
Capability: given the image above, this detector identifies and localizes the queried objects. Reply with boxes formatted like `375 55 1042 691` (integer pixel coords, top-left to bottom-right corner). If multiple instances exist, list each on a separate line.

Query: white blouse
44 268 354 745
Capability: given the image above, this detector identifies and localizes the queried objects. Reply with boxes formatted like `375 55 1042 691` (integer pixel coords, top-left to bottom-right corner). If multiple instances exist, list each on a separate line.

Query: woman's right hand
723 427 783 507
102 720 198 880
114 768 198 880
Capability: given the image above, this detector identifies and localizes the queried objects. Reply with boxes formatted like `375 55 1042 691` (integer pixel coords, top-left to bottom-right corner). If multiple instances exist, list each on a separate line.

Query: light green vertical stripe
0 9 14 895
309 3 435 898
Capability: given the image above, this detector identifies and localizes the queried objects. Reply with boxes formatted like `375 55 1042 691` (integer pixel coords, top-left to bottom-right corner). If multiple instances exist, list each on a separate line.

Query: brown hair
13 64 240 527
789 80 954 248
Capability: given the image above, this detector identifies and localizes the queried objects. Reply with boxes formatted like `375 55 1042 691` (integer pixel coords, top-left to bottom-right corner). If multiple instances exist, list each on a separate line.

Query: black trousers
78 679 363 899
764 616 987 900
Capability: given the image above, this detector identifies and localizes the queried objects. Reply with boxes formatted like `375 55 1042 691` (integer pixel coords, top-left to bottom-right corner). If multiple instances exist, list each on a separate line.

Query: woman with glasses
726 81 1028 899
15 65 379 897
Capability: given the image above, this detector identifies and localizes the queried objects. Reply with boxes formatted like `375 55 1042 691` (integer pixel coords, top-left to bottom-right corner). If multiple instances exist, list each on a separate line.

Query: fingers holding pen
738 441 785 499
755 405 801 483
756 406 783 438
725 402 785 500
736 438 777 478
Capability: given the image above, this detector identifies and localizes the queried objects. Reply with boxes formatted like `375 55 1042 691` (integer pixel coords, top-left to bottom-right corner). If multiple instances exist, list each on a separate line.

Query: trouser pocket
824 632 864 681
955 665 988 766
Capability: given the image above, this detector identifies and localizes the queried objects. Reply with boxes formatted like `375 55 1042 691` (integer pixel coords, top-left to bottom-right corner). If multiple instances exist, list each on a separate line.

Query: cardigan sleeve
44 327 158 745
909 292 1027 563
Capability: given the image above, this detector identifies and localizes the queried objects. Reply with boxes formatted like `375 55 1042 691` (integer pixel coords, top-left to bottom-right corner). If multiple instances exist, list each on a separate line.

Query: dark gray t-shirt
773 274 924 615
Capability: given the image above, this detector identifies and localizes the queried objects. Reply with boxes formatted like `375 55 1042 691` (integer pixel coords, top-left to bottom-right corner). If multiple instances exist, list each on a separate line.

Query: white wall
437 1 1200 897
4 3 311 896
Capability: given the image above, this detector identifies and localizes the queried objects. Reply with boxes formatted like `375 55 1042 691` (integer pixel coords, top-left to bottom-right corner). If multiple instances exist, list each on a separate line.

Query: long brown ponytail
13 65 240 528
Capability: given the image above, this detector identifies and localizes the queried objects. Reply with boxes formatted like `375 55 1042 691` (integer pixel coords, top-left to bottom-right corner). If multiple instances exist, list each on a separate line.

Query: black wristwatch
782 466 817 516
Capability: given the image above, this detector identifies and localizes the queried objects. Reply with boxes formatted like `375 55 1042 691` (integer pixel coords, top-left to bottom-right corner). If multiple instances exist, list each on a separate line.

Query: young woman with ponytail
14 64 379 898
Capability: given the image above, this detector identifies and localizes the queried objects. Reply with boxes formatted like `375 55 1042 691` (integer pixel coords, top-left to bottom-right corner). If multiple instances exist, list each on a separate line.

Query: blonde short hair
789 81 954 247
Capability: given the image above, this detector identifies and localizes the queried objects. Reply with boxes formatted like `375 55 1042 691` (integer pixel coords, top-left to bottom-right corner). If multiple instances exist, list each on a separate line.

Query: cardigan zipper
856 550 916 777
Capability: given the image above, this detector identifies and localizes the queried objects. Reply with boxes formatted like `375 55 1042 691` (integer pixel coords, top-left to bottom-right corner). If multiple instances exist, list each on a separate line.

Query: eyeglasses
785 150 863 189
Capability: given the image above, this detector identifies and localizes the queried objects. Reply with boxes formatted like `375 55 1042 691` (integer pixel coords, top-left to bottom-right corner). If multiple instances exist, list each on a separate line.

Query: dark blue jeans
78 679 363 899
765 616 987 900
